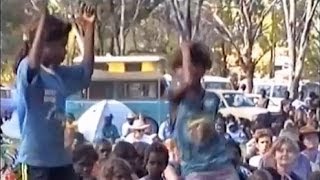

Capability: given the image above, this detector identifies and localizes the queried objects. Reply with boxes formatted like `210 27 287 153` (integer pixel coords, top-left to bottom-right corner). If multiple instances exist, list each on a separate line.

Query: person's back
175 92 231 174
257 97 269 109
168 42 234 179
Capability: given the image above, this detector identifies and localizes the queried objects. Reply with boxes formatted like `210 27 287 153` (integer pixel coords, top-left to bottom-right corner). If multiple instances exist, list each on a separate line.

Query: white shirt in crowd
124 133 154 144
249 155 263 168
292 99 306 110
121 121 131 137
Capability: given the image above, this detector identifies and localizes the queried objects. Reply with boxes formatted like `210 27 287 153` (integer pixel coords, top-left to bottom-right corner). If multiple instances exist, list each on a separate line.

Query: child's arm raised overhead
167 42 193 102
80 4 96 76
27 4 48 81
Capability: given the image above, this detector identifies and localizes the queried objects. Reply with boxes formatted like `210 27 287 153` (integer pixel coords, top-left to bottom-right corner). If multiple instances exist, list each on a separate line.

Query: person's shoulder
290 172 302 180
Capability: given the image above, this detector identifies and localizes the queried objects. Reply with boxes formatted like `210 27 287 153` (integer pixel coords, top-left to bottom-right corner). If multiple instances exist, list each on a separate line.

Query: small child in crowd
140 142 169 180
97 157 133 180
73 144 98 180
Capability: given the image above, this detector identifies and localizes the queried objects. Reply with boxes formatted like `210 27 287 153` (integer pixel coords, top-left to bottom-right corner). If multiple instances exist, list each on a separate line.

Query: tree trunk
246 62 255 93
221 43 228 77
108 37 115 55
269 45 275 78
119 0 126 55
291 76 300 99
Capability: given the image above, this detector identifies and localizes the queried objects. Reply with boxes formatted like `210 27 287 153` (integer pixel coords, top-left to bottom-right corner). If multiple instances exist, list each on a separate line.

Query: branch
299 0 319 49
170 0 184 35
255 45 273 65
282 0 290 36
192 0 204 39
212 13 243 64
252 0 277 40
30 0 40 12
184 0 192 40
132 0 142 22
239 0 250 27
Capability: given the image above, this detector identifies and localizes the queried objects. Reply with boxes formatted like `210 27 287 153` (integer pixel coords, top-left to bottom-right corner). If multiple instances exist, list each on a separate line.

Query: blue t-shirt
173 90 231 176
100 124 120 142
16 58 92 167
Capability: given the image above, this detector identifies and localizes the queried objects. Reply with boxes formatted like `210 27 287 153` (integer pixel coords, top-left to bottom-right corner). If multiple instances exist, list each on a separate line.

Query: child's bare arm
80 4 96 75
167 43 193 102
181 42 193 85
28 6 48 71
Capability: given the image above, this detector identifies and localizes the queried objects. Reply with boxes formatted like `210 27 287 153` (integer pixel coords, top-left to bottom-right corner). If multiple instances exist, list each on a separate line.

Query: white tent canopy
77 100 134 142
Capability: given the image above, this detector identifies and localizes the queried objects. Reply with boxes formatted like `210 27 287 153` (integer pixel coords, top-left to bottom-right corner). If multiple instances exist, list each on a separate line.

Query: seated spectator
215 117 232 140
227 120 248 144
112 141 140 179
133 142 150 178
98 113 120 144
262 137 303 180
72 144 98 180
140 142 169 180
94 139 112 161
249 129 273 168
300 125 320 171
122 113 136 137
275 127 312 180
158 116 173 140
124 116 155 144
97 157 133 180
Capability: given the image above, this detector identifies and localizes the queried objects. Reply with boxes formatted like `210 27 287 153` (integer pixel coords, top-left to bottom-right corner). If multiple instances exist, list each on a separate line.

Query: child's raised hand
80 3 96 24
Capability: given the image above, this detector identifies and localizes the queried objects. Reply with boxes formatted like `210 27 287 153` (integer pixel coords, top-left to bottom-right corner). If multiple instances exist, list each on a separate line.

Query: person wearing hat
300 125 320 172
124 115 155 144
121 112 136 138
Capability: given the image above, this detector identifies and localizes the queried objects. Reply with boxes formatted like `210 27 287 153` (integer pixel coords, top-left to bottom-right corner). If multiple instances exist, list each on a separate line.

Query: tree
170 0 204 41
304 5 320 80
210 0 277 92
281 0 319 97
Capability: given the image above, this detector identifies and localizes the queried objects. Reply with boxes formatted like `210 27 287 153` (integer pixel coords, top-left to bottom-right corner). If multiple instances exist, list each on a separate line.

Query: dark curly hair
144 142 169 168
170 42 212 71
14 15 71 74
72 144 98 163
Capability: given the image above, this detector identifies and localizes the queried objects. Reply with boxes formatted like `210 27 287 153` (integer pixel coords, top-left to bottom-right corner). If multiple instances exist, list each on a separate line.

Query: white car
246 93 281 113
202 75 232 90
207 90 270 121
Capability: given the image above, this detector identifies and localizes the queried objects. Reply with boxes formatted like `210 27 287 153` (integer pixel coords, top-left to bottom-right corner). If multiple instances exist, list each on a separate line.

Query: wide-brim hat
279 127 299 142
126 112 136 119
299 125 320 136
129 117 150 130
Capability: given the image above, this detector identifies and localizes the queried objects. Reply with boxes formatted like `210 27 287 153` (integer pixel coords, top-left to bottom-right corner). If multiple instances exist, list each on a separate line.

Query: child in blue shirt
167 42 239 179
15 3 95 179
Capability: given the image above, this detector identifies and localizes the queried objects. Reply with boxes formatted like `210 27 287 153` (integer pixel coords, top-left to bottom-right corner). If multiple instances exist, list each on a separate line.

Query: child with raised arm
167 42 238 180
15 3 95 179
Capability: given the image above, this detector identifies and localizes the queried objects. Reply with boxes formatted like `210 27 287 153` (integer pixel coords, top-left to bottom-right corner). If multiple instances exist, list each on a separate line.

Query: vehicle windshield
88 80 160 100
222 93 255 107
255 85 271 96
205 82 232 90
272 85 288 98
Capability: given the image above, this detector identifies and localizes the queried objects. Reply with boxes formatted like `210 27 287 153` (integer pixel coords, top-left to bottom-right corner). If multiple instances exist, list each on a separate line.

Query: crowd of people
1 2 320 180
